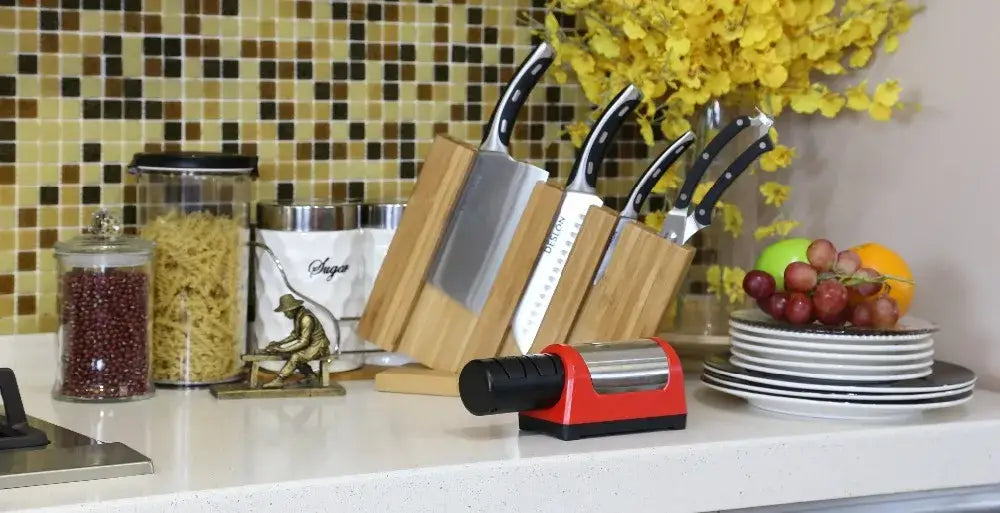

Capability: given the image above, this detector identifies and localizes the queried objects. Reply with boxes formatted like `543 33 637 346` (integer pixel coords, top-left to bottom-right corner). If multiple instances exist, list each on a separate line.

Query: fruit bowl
730 309 938 337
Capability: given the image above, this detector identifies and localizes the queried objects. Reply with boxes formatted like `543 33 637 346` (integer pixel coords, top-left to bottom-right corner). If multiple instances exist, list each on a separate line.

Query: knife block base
374 365 459 397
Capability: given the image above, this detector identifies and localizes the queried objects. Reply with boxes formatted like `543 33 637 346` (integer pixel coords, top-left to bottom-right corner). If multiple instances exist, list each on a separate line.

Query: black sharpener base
518 414 687 441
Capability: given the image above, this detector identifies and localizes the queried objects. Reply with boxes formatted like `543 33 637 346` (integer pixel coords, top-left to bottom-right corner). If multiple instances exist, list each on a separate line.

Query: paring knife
660 112 775 244
510 84 644 354
426 43 555 314
593 131 696 283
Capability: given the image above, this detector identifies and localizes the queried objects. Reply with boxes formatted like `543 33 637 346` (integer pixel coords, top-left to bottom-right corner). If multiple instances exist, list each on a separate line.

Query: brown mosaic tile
0 167 13 185
0 274 13 295
17 295 35 316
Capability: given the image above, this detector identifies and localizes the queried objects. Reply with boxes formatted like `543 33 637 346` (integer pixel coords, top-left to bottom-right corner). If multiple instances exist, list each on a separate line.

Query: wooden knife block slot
497 205 619 356
567 222 694 343
358 135 477 352
395 182 563 374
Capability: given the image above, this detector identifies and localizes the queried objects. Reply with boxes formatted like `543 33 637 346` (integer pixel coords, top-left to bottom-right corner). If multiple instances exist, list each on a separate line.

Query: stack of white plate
701 309 976 420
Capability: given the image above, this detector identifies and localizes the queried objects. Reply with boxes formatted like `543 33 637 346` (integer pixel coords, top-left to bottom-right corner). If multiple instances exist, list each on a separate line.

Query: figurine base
209 380 346 400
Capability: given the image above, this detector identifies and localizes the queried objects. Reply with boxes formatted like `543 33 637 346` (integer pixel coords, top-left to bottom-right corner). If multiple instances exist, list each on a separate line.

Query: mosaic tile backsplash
0 0 657 334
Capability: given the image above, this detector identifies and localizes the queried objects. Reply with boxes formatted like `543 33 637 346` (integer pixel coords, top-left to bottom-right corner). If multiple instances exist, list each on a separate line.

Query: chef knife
510 84 644 354
661 112 772 244
592 131 696 283
426 43 555 314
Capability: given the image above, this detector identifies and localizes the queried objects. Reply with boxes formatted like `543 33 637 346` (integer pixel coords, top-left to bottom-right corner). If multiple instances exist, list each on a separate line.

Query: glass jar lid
55 211 153 267
128 151 258 176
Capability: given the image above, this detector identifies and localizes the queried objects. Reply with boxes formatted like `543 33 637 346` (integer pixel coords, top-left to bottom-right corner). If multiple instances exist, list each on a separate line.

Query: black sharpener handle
459 354 565 416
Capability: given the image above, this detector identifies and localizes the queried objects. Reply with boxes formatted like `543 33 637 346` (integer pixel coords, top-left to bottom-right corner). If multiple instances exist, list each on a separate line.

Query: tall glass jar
129 152 257 386
53 210 154 402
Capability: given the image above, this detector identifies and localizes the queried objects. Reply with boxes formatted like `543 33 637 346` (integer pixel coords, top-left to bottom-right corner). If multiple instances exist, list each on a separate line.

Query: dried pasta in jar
129 151 256 386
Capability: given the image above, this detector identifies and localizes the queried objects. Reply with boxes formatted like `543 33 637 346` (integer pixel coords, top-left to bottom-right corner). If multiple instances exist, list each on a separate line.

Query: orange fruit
850 242 915 316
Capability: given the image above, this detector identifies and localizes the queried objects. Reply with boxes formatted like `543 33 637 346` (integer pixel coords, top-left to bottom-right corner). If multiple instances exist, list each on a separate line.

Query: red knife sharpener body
519 337 687 440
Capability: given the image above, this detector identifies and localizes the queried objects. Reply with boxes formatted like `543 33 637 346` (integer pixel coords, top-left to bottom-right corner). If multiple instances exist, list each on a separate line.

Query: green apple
754 238 811 291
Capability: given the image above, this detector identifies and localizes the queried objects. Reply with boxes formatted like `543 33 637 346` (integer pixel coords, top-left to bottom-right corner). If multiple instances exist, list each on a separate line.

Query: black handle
566 84 643 192
693 134 775 227
674 115 755 210
459 354 565 416
480 43 556 153
0 368 29 433
622 131 695 218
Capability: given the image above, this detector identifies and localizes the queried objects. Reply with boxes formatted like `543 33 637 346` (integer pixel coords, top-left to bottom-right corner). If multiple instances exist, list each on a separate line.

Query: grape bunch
743 239 903 328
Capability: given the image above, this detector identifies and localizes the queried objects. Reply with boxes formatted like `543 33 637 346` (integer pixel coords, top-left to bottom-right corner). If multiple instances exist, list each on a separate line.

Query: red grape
758 292 788 321
834 250 862 275
784 292 814 325
784 262 818 293
817 308 849 326
871 295 900 328
849 267 882 297
743 270 776 300
851 302 874 327
812 279 849 318
807 239 837 272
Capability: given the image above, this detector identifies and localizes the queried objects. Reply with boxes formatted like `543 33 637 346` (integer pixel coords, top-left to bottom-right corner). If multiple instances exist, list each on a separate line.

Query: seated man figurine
262 294 331 388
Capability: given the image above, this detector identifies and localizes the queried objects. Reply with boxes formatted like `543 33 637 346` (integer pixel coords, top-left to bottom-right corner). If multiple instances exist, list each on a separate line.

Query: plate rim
704 354 976 393
701 371 975 402
702 379 974 412
729 308 939 337
730 347 934 372
730 339 935 362
729 355 933 382
730 329 935 353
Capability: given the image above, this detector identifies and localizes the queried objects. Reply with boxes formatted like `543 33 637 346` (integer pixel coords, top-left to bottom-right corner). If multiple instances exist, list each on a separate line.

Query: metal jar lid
128 151 258 176
257 202 361 232
360 203 405 229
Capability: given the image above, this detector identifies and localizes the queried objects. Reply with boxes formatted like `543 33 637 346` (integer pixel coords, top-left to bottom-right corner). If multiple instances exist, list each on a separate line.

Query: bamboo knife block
396 182 563 374
497 205 619 356
567 222 694 343
358 135 477 352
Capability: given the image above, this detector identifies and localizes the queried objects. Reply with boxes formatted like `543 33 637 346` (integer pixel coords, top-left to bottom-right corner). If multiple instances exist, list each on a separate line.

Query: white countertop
2 334 1000 513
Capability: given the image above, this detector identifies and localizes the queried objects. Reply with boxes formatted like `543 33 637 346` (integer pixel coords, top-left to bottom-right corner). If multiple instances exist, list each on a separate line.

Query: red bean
58 268 151 401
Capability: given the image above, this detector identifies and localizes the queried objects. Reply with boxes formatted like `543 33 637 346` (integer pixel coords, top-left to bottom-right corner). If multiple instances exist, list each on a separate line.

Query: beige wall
779 2 1000 388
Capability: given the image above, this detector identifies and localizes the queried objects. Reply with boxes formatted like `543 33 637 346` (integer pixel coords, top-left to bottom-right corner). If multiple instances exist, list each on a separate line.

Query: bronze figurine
261 294 332 388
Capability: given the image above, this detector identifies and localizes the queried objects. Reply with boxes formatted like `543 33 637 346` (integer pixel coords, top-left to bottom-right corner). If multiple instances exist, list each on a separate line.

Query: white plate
730 348 934 373
729 319 932 343
704 353 977 393
729 309 938 342
702 371 975 402
730 329 934 353
730 339 934 363
730 355 933 382
701 380 973 420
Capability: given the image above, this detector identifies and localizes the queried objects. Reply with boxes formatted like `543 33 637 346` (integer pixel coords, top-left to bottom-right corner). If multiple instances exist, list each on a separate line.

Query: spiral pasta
144 210 246 384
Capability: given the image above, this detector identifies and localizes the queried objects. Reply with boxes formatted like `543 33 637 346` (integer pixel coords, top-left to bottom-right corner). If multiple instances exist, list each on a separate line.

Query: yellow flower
590 33 621 58
643 209 666 232
818 90 846 117
754 219 801 240
849 47 873 68
622 16 647 39
651 167 682 194
720 203 743 236
760 144 795 171
660 116 692 139
873 79 902 106
722 266 747 305
760 181 791 206
845 81 871 111
885 34 900 53
706 265 722 297
637 117 655 146
868 102 892 121
789 86 823 114
565 121 591 148
758 63 788 88
692 181 714 205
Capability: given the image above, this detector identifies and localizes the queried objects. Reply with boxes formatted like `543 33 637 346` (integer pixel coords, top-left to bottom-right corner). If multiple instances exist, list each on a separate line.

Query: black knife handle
693 134 775 227
480 43 555 153
566 84 643 192
674 115 755 211
622 131 695 218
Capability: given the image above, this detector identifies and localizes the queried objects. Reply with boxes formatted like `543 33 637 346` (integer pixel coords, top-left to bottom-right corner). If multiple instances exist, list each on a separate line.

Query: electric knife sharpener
458 338 686 441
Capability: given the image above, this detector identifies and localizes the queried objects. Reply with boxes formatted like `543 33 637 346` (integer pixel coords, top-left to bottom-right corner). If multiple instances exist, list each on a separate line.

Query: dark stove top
0 368 153 489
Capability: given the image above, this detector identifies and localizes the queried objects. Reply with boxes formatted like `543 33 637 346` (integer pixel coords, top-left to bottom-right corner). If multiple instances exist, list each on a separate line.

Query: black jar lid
128 151 258 176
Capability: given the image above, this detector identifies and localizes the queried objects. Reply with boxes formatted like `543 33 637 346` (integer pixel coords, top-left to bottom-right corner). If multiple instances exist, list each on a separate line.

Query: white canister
252 202 409 373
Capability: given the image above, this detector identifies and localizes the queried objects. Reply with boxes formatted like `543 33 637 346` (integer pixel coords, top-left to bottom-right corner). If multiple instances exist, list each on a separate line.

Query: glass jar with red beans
53 210 155 402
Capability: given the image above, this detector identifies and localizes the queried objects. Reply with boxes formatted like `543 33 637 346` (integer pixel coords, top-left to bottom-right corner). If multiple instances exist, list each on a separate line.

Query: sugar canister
53 210 154 402
129 151 256 386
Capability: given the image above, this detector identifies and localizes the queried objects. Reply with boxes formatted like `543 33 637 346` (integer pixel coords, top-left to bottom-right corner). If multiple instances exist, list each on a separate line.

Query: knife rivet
699 209 706 215
725 172 732 179
737 119 745 126
531 63 543 75
680 193 687 200
759 142 767 149
702 153 710 160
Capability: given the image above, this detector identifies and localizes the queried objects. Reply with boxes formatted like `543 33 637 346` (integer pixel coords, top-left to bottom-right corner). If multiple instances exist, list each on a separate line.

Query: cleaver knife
510 84 643 354
592 131 696 283
426 43 555 314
